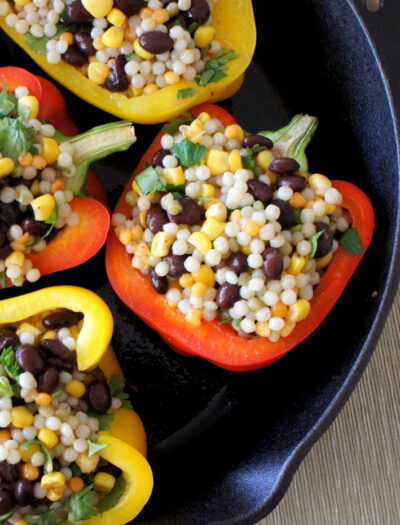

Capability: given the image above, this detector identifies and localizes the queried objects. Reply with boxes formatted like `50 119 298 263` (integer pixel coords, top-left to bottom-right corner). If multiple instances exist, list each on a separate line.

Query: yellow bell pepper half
0 285 153 525
0 0 256 123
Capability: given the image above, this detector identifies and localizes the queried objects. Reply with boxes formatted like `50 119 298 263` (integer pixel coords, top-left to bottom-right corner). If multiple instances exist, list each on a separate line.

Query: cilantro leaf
293 208 302 224
187 22 199 35
92 412 115 431
198 197 213 202
67 485 98 522
87 439 110 458
0 376 16 397
45 201 58 225
241 153 255 170
308 229 325 259
338 227 365 255
109 375 133 409
135 165 167 195
171 138 208 167
0 85 17 117
177 88 197 100
0 117 36 161
25 509 64 525
0 346 23 378
97 477 127 513
23 440 53 473
0 271 6 288
0 510 14 522
218 316 233 326
24 25 69 55
27 223 55 247
195 49 238 86
165 183 185 193
162 111 195 135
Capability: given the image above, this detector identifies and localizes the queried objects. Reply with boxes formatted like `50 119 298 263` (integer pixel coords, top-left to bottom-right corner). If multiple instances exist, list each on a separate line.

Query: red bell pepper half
0 67 136 286
106 104 374 372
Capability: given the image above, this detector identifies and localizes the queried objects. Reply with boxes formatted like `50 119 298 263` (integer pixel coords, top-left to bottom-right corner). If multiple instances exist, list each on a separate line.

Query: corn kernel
19 443 40 462
35 392 53 406
135 241 149 257
19 152 33 167
243 220 260 236
197 112 211 123
315 252 333 270
21 463 40 481
143 83 158 96
256 150 273 170
185 308 202 326
0 430 11 443
94 472 116 493
32 155 47 170
281 321 296 337
138 210 148 229
65 379 86 398
308 173 332 196
205 202 227 222
42 138 60 165
16 323 41 337
200 184 215 199
240 245 251 255
255 322 270 338
287 299 311 323
230 209 241 222
325 204 336 215
152 8 169 24
289 192 307 208
87 62 110 84
271 302 288 318
191 282 207 297
31 193 56 221
107 7 126 26
201 217 225 240
140 7 153 18
206 149 230 175
193 265 215 288
0 157 15 178
41 330 57 340
15 0 30 5
38 428 59 448
133 38 154 60
179 273 194 288
59 32 74 45
11 406 34 428
188 232 212 254
14 520 29 525
102 26 125 48
81 0 113 17
17 232 30 245
163 166 185 186
131 225 143 241
46 488 65 502
151 232 174 257
228 149 243 172
5 251 25 267
132 86 143 97
76 452 100 473
118 228 132 245
18 95 39 119
287 254 306 275
41 471 66 489
194 25 215 48
164 70 180 85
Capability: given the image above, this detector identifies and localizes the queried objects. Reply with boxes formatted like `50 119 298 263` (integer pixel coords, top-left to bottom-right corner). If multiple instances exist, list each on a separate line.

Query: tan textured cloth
257 287 400 525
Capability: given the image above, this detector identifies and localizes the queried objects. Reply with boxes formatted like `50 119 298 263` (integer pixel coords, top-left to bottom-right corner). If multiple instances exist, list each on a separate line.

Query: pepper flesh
0 285 153 524
0 0 256 124
106 103 375 372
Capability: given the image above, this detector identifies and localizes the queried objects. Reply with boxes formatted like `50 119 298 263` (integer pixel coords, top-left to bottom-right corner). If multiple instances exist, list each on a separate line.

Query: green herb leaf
25 509 64 525
109 375 133 409
97 477 127 513
232 319 241 328
171 138 208 167
135 165 167 195
27 223 55 247
0 376 15 397
241 154 255 170
0 510 14 521
177 88 197 100
308 229 325 259
293 207 302 224
195 49 238 86
0 271 6 288
23 440 53 473
187 22 199 35
0 85 17 117
247 144 267 154
67 485 98 522
0 117 36 162
125 51 139 61
218 316 233 326
45 201 58 225
290 224 303 233
338 227 365 255
165 183 185 193
198 197 213 202
87 439 110 458
24 25 69 55
162 111 195 135
92 412 115 431
0 346 23 378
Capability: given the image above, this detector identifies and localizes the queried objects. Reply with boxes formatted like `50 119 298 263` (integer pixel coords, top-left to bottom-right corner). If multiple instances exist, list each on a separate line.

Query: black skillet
1 0 399 523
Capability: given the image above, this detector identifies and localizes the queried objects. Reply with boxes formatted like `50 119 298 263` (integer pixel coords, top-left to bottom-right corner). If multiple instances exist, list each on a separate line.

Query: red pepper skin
106 104 374 372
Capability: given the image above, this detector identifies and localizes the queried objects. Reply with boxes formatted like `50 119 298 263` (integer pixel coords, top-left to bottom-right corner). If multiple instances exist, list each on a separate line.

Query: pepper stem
58 121 136 196
259 114 318 171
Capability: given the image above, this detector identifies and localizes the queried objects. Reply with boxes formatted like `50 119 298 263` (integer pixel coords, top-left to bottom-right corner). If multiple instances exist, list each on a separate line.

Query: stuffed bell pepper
0 66 136 288
0 285 153 524
106 104 374 371
0 0 256 123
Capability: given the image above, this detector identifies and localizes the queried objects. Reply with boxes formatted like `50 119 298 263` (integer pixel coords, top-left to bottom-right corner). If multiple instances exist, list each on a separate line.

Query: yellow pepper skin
0 286 153 525
0 0 255 124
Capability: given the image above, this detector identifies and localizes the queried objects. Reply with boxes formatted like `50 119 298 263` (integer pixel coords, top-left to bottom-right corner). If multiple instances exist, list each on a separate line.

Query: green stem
259 114 318 171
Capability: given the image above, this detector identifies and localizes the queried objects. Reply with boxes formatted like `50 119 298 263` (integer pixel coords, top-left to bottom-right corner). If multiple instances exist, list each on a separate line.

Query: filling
0 309 131 524
1 0 234 96
112 110 363 340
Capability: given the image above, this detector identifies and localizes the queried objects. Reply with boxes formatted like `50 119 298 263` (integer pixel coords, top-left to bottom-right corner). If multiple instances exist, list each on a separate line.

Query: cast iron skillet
1 0 399 523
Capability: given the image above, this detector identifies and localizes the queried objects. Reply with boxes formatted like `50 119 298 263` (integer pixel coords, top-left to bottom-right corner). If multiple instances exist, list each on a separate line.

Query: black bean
225 253 248 274
90 366 106 382
187 0 210 24
62 46 87 66
104 55 129 92
243 134 273 149
114 0 145 16
277 174 307 192
0 460 19 483
139 31 174 55
0 244 11 259
149 267 168 294
67 0 93 22
0 330 19 351
314 221 334 258
247 179 272 204
146 203 169 234
37 367 59 394
0 202 23 226
87 380 112 414
215 283 241 309
271 198 296 229
262 247 283 279
42 310 83 330
21 217 49 235
269 157 300 174
14 479 34 507
39 338 76 363
74 30 96 56
47 357 74 372
163 254 186 278
16 344 45 375
0 488 13 514
100 464 122 477
152 149 171 168
0 230 6 247
167 197 202 225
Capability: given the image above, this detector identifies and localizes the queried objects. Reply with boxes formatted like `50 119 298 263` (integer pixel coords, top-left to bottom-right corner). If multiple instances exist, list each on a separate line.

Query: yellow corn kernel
132 179 140 194
194 25 215 48
325 203 336 215
143 83 158 96
81 0 113 17
17 232 30 245
19 152 33 167
256 150 274 170
289 192 307 208
0 430 11 443
50 179 64 193
281 321 296 338
188 232 212 254
206 149 230 175
308 173 332 196
224 124 244 141
18 95 39 119
118 228 132 245
65 379 86 398
201 217 225 240
132 86 143 96
5 251 25 267
16 322 41 337
135 241 150 257
11 406 34 428
315 251 333 270
152 8 169 24
38 428 59 448
87 62 110 84
271 302 288 318
41 330 57 340
15 0 30 5
93 37 106 51
287 254 306 275
197 112 211 123
35 392 53 406
287 299 311 323
243 220 260 236
200 184 215 199
205 202 227 222
14 520 29 525
255 322 270 338
138 210 148 228
228 149 243 172
185 308 202 326
59 32 74 45
0 157 15 178
163 166 185 186
151 231 174 257
240 245 251 255
102 26 124 48
46 488 65 502
164 70 180 85
32 155 47 170
230 209 241 222
179 273 194 288
140 7 153 18
191 282 207 297
107 7 126 26
42 137 60 165
76 452 100 473
31 193 56 221
41 471 66 489
193 265 215 288
94 472 116 493
21 463 40 481
133 38 154 60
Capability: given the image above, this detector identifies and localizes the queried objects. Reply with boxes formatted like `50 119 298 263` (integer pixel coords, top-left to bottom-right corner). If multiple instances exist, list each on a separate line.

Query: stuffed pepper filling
112 110 363 341
1 0 232 96
0 309 131 524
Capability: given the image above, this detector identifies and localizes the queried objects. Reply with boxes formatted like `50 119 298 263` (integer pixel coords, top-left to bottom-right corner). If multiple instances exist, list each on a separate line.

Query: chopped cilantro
0 376 18 397
171 138 208 167
241 153 256 170
308 230 325 259
24 25 69 55
338 227 365 255
187 22 199 35
67 485 98 522
0 85 17 117
195 49 238 86
0 117 36 162
92 412 115 431
0 511 14 522
87 439 110 458
218 316 233 326
198 197 213 202
162 111 195 135
125 51 139 61
0 346 22 378
109 375 133 409
293 207 302 224
97 478 127 513
135 165 166 195
177 88 197 99
27 223 55 247
45 201 58 225
165 183 185 193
